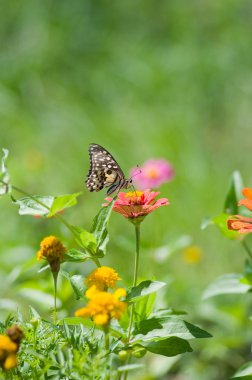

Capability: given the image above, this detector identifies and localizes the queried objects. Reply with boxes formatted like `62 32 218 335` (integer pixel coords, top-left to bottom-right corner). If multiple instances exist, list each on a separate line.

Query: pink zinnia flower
104 190 169 223
130 159 174 190
227 188 252 234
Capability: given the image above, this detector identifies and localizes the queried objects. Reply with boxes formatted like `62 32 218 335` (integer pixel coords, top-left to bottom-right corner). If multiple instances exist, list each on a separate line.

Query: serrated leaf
224 171 244 214
139 336 192 357
127 280 166 301
0 148 11 195
203 273 252 299
13 195 53 216
47 192 82 217
132 317 211 343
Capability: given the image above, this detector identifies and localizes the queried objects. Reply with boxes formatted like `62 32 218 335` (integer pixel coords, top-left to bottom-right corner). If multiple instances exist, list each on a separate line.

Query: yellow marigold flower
114 288 126 298
37 235 66 262
85 285 100 299
3 354 17 370
183 245 202 264
0 335 18 370
85 266 121 291
94 314 109 326
75 288 127 326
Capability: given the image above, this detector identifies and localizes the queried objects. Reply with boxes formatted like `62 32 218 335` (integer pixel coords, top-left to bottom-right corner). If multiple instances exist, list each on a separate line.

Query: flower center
125 191 144 205
125 191 143 197
146 167 159 179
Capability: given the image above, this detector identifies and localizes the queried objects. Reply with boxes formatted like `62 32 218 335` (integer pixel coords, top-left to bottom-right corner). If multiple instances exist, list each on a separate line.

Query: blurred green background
1 1 252 379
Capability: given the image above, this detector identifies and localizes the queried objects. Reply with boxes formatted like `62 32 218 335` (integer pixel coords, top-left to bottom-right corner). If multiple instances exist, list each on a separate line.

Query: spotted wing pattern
86 144 130 195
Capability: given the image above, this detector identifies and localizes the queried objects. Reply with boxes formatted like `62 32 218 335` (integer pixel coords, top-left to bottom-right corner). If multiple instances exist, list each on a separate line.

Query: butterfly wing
86 144 126 194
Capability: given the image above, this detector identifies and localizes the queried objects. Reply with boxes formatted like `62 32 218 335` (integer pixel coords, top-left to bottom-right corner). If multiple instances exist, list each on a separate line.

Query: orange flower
37 236 66 272
104 190 169 222
238 188 252 211
227 215 252 234
227 188 252 234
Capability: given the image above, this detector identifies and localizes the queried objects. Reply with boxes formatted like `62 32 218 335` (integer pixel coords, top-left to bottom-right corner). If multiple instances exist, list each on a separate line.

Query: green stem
105 328 110 353
4 181 101 267
242 240 252 260
133 224 140 287
104 328 110 380
123 223 141 380
52 271 58 324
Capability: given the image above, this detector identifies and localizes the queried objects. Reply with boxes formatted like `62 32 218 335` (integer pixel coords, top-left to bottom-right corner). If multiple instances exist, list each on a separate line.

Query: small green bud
132 345 147 358
30 318 39 329
118 350 128 361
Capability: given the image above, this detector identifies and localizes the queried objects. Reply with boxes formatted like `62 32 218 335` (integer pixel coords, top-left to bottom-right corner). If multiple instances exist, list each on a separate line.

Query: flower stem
104 328 110 380
133 224 140 287
123 223 141 380
104 327 110 352
52 271 58 324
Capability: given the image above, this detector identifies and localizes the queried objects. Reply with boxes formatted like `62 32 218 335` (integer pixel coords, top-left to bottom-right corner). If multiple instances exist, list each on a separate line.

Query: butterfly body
86 144 132 195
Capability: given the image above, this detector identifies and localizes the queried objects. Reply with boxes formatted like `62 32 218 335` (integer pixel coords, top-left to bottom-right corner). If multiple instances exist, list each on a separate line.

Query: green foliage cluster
0 149 211 379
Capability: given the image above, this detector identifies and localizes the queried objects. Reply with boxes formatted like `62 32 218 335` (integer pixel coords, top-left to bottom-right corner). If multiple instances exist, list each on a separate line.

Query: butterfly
86 143 132 195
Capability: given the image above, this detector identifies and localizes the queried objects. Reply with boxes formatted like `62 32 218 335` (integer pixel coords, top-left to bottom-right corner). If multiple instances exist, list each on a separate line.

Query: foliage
0 149 211 379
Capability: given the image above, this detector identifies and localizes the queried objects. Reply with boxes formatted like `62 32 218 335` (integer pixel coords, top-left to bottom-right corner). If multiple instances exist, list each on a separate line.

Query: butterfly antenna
129 165 142 196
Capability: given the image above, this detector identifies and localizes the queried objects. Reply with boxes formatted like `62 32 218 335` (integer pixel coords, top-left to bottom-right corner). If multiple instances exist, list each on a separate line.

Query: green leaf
139 336 192 357
90 199 115 255
224 171 244 214
229 362 252 378
118 364 144 372
60 271 84 299
79 229 97 254
212 213 239 239
151 308 187 318
59 317 85 325
203 274 252 299
0 148 11 195
133 293 156 322
64 249 97 263
13 195 53 216
70 275 85 300
132 317 212 343
47 192 82 217
69 226 98 256
127 280 166 302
